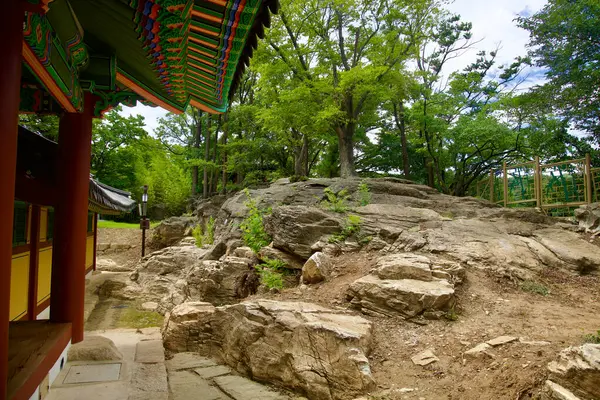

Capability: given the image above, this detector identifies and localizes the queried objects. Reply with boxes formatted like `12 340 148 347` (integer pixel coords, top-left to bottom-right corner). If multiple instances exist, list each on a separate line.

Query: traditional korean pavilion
0 1 277 399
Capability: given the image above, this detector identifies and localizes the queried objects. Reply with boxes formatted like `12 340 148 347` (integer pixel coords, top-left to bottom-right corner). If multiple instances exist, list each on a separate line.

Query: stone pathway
47 329 294 400
166 352 293 400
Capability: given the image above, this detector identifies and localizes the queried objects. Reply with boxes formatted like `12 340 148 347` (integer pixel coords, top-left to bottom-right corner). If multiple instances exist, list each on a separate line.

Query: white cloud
443 0 547 86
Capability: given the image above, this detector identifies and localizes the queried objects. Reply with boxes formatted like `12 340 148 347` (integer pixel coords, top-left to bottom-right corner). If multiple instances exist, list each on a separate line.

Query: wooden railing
474 154 595 213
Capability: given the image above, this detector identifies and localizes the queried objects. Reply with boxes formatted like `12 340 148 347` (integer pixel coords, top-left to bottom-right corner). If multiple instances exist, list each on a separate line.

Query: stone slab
135 340 165 363
131 363 168 393
128 393 169 400
166 352 218 371
486 336 518 347
411 349 439 366
543 380 582 400
214 375 289 400
64 363 122 384
194 365 232 379
170 370 231 400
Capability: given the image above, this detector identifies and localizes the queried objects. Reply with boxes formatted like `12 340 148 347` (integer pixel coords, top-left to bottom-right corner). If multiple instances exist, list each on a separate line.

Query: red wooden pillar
92 213 98 271
50 93 96 344
0 1 24 399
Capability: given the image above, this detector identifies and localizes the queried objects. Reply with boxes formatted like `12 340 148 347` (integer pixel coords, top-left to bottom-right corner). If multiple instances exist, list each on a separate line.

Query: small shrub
329 214 362 243
445 306 459 321
240 189 272 253
322 188 350 213
192 225 204 247
584 330 600 344
204 216 215 245
290 175 308 183
357 181 372 206
521 280 549 296
255 257 285 290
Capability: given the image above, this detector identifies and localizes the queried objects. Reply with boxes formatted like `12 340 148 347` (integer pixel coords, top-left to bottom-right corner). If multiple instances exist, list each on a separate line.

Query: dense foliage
19 0 598 213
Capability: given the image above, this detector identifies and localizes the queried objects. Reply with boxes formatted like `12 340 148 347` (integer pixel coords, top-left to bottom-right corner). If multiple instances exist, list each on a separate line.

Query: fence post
535 156 541 209
489 170 494 202
503 161 508 207
585 153 592 204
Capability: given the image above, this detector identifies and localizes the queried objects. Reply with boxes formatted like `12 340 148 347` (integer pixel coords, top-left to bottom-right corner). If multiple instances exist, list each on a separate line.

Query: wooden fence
474 154 596 214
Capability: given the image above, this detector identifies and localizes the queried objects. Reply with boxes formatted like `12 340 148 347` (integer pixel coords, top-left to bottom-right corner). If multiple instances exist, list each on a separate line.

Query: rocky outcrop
150 216 196 249
258 246 304 269
544 344 600 399
264 206 341 259
115 245 257 313
347 253 458 318
162 300 375 400
574 203 600 233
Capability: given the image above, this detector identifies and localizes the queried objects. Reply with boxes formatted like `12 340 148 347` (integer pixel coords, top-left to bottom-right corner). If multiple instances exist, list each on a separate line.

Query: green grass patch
584 330 600 344
520 280 549 296
117 307 164 329
98 220 159 229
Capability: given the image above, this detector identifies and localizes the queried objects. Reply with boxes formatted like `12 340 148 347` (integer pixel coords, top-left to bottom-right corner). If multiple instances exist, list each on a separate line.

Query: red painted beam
49 93 97 344
0 1 24 399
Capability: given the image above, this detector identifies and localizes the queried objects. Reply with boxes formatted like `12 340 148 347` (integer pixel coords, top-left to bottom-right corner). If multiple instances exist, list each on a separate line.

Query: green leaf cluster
239 190 272 253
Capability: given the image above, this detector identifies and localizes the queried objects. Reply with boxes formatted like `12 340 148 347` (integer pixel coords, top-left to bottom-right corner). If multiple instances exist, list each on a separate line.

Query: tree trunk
336 125 356 178
221 112 228 194
293 133 309 177
203 116 211 199
192 112 202 195
398 102 410 178
211 116 220 194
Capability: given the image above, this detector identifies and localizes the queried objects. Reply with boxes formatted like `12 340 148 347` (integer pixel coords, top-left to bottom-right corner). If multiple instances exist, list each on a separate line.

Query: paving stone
486 336 518 347
64 363 122 384
194 365 232 379
128 392 169 400
135 340 165 363
214 375 290 400
169 370 231 400
166 352 218 371
131 363 168 393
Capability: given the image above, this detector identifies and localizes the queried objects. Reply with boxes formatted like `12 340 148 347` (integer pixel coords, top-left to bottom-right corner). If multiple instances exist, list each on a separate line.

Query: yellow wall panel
40 208 48 242
38 247 52 306
86 236 94 269
10 253 30 321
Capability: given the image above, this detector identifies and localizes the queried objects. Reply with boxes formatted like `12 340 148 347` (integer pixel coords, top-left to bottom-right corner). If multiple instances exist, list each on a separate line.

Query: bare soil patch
249 252 600 400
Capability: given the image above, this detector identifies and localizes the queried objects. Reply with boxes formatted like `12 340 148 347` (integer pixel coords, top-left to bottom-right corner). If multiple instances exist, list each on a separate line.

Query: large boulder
68 336 123 361
163 300 375 400
574 203 600 233
150 216 197 249
264 206 342 259
545 344 600 399
534 229 600 275
347 275 455 318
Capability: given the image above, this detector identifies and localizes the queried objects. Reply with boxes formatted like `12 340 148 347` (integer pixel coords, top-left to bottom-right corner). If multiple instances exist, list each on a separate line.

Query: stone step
214 375 290 400
170 370 232 400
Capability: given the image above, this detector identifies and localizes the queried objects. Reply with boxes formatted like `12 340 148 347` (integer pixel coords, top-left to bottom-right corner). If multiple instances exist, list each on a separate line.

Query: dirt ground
249 252 600 400
97 227 153 268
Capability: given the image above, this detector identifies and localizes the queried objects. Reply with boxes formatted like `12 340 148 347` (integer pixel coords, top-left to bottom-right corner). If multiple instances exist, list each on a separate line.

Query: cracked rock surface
162 300 375 400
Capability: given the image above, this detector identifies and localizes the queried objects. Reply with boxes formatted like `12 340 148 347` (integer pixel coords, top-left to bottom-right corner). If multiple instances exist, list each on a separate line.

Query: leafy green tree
517 0 600 140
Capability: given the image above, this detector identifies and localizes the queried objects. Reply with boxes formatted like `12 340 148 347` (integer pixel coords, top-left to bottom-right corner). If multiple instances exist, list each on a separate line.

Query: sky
119 0 549 134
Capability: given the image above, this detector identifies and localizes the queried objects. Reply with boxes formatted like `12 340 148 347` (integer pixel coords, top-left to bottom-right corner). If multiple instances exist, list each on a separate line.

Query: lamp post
140 185 149 258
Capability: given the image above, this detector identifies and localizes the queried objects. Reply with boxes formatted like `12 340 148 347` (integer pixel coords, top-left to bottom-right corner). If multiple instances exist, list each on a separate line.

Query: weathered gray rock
464 343 494 359
542 380 582 400
411 349 439 366
264 206 342 259
486 336 517 347
258 246 304 270
163 300 375 400
574 203 600 233
68 336 123 361
534 229 600 275
151 216 197 249
347 275 455 318
373 254 435 281
301 252 331 284
547 344 600 399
